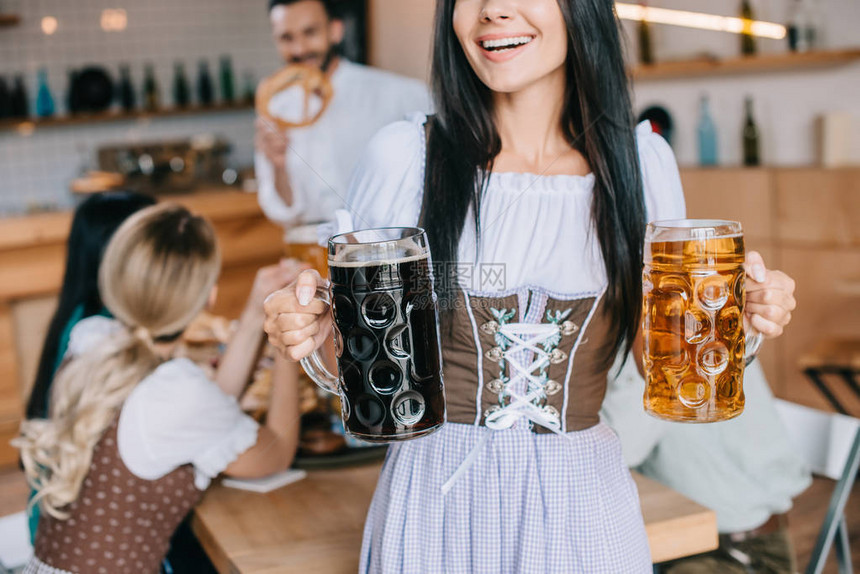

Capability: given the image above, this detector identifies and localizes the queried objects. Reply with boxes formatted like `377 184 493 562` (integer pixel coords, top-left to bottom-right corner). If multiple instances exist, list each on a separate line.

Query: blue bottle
697 95 718 167
36 68 55 118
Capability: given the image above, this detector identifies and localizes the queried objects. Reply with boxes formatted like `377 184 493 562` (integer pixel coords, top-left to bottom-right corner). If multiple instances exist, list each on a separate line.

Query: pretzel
255 64 334 130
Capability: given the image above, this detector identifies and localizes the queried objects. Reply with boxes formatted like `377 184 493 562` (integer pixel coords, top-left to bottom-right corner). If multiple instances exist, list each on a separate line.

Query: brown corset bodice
35 419 202 574
441 287 613 433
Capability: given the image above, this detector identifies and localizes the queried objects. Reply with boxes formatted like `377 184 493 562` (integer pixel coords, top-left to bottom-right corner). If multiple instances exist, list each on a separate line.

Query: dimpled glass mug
300 227 446 442
642 220 763 423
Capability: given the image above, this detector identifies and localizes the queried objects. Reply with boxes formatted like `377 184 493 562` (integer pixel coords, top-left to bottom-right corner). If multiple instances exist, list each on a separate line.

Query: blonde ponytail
16 204 220 519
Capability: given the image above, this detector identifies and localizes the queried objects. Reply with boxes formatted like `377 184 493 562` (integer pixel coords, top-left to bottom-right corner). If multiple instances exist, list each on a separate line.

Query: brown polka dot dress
27 418 203 574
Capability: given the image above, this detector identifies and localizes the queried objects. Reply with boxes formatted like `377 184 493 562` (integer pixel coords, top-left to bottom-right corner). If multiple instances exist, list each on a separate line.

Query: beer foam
654 234 743 242
329 248 429 268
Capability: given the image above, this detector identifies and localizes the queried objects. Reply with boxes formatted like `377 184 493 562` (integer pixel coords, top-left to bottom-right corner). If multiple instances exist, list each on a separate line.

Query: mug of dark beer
300 227 446 442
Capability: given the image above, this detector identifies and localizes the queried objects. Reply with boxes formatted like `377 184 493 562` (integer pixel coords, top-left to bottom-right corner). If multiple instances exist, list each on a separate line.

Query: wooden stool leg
804 368 849 415
838 369 860 402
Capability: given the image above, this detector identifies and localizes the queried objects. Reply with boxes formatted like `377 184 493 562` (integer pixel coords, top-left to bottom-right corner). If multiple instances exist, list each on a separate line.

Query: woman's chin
480 75 533 95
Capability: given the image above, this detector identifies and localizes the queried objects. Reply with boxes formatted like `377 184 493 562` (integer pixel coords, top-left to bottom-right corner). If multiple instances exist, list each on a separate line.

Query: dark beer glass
300 227 446 442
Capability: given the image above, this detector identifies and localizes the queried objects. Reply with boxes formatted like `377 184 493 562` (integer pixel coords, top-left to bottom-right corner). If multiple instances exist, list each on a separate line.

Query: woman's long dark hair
26 191 156 419
421 0 646 366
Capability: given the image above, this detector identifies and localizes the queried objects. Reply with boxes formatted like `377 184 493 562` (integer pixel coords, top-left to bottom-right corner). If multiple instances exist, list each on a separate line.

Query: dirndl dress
334 113 686 573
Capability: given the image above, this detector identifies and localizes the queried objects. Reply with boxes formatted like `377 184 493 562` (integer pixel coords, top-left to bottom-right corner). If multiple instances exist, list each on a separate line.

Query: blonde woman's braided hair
16 203 220 519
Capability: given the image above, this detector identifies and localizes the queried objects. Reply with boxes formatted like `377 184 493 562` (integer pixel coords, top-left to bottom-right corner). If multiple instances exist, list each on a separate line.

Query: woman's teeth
481 36 533 52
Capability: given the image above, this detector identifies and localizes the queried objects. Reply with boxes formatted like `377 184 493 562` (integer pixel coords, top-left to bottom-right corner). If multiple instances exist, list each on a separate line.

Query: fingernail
297 286 314 306
750 264 766 283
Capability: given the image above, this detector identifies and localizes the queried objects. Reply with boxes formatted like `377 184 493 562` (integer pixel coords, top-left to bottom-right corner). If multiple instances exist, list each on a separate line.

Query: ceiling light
41 16 58 36
615 3 787 40
100 9 128 32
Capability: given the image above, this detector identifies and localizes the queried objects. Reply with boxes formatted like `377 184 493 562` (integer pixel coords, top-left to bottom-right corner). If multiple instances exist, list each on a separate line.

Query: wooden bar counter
0 189 283 469
192 462 718 573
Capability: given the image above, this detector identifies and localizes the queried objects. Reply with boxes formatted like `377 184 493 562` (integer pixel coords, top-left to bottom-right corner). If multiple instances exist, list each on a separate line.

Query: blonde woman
17 204 300 574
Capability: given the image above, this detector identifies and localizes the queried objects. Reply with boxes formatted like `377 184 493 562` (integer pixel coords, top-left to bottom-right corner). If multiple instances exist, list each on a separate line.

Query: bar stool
800 338 860 416
805 425 860 574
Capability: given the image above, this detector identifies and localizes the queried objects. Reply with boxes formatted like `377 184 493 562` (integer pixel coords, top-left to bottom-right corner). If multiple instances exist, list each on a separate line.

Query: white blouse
66 317 260 490
333 113 686 295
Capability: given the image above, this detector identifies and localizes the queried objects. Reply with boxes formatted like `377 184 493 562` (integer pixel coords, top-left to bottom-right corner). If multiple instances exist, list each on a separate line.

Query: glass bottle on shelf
36 68 55 118
242 70 255 106
638 2 654 65
173 62 190 108
11 74 29 118
0 77 10 119
739 0 757 56
197 60 214 107
219 55 235 104
697 95 718 167
803 0 824 50
787 0 803 52
742 96 761 167
118 64 136 112
66 68 79 116
143 63 160 112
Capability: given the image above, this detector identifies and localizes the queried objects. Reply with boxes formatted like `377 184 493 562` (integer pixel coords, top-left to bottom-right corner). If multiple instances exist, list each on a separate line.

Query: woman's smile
475 33 536 63
454 0 567 94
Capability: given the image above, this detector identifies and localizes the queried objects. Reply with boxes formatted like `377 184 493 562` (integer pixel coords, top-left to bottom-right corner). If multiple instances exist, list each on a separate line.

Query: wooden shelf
632 48 860 81
0 14 20 27
0 102 254 133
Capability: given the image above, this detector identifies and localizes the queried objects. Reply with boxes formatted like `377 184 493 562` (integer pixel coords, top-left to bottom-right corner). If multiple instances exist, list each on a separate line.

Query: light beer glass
642 219 763 422
284 223 328 275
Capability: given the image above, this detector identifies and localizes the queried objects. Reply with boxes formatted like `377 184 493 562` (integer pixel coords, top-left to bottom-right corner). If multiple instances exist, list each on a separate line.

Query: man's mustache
288 53 325 65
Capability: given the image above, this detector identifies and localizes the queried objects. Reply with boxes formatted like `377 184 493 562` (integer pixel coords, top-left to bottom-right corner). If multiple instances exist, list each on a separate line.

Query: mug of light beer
284 223 328 276
300 227 446 442
642 220 763 423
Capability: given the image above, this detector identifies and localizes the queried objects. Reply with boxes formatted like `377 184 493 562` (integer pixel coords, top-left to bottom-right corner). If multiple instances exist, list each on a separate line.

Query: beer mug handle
744 328 764 366
298 285 340 395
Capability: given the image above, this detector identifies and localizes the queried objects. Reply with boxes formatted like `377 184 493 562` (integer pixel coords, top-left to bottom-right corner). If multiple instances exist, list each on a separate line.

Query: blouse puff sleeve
117 358 260 490
599 122 687 468
323 112 429 238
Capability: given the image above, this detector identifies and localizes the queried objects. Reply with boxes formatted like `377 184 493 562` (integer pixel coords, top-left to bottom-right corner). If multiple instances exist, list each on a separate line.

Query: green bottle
219 55 235 104
742 97 761 167
143 64 160 112
638 2 654 65
739 0 757 56
242 70 255 106
173 62 190 108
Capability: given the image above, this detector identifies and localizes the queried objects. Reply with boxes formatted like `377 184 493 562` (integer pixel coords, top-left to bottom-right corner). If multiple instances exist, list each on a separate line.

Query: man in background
256 0 431 227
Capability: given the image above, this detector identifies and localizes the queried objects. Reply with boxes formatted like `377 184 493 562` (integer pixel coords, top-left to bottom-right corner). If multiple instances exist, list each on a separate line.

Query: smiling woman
261 0 798 572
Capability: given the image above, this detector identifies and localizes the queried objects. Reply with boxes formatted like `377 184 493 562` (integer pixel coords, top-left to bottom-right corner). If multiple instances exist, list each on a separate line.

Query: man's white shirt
255 59 432 227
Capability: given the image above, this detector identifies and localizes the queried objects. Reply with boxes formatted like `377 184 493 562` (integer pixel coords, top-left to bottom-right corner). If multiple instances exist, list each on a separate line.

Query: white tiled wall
0 0 283 215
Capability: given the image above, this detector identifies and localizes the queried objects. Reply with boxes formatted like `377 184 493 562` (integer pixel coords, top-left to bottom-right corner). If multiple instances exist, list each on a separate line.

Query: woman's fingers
279 335 320 362
745 302 792 326
740 252 797 340
263 285 327 317
745 288 796 313
747 312 786 338
295 269 323 306
743 250 768 284
263 269 331 359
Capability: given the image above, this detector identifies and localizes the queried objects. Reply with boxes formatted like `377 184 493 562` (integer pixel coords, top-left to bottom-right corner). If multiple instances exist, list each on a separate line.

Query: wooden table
192 462 717 573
